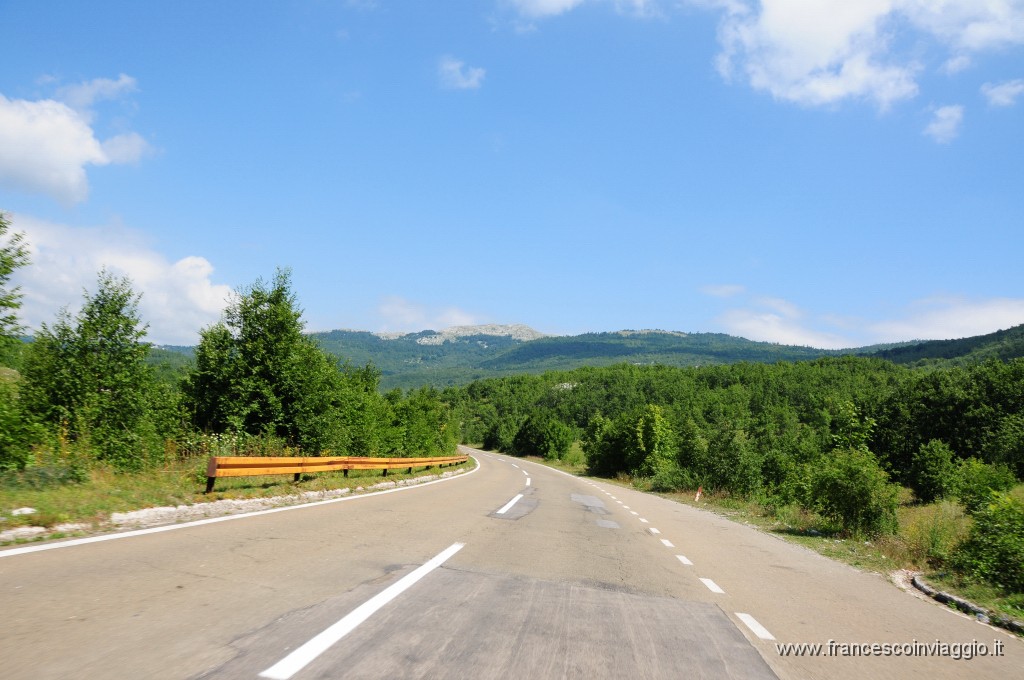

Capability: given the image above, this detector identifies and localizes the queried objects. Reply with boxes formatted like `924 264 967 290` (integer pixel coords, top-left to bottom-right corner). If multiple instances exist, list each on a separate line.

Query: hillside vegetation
443 357 1024 612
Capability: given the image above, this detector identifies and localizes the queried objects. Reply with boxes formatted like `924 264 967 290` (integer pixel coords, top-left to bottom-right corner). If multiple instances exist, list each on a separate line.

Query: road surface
1 447 1019 679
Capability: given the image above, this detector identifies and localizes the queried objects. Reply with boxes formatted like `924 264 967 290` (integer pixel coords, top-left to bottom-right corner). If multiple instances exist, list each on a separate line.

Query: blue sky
1 1 1022 348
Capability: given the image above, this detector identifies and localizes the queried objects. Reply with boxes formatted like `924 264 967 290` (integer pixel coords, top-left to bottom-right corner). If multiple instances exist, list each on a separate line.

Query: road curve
0 447 1019 679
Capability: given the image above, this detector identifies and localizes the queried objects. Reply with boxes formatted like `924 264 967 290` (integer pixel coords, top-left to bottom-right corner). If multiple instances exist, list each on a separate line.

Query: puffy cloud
438 56 486 90
716 297 852 348
713 0 919 109
981 79 1024 106
899 0 1024 52
699 0 1024 109
375 295 480 332
923 104 964 143
712 291 1024 348
0 76 151 204
868 297 1024 341
10 214 232 345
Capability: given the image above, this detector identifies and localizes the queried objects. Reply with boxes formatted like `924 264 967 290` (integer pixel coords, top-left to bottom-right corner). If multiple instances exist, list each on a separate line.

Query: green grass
0 457 475 540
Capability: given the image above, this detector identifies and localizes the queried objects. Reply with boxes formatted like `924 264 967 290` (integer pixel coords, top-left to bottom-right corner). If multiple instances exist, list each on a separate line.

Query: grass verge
0 457 475 544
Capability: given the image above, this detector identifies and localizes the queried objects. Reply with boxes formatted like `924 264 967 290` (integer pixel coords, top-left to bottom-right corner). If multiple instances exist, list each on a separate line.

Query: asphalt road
1 447 1020 679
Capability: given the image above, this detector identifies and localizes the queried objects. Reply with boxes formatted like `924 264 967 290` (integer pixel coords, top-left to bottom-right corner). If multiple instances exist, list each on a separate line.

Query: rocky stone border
912 573 1024 636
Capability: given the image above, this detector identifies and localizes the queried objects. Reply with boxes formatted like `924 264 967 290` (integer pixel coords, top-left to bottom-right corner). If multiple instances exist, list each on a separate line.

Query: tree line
0 212 456 477
445 359 1023 528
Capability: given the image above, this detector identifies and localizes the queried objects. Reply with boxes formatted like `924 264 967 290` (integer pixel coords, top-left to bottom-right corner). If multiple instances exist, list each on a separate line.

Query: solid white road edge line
0 458 481 559
700 578 725 594
736 613 775 641
496 494 524 515
258 542 466 680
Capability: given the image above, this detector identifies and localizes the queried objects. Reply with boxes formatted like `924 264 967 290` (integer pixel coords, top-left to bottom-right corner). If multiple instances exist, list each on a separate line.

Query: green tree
182 268 351 453
910 439 956 503
810 447 899 536
0 211 29 363
953 493 1024 594
954 458 1017 513
21 271 160 470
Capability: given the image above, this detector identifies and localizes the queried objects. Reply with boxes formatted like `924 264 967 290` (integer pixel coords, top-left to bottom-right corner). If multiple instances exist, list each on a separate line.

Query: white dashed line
700 578 725 594
630 511 639 516
525 478 531 487
522 470 528 476
675 555 693 566
639 518 649 523
496 494 524 515
736 613 775 640
259 542 465 679
660 539 675 548
647 528 661 535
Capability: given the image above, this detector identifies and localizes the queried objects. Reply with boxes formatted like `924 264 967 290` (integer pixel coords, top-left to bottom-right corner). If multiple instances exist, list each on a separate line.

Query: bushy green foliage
0 211 29 363
181 270 456 459
953 493 1024 593
512 412 574 459
20 272 166 471
910 439 956 503
954 458 1017 513
810 448 900 536
0 379 35 471
181 269 351 453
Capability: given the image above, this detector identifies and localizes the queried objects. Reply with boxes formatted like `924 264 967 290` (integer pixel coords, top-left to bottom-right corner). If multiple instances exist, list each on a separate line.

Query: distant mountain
308 326 844 389
145 322 1024 390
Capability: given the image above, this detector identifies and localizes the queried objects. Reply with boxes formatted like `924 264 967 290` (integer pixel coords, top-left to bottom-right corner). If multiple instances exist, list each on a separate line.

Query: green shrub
955 458 1017 513
810 447 899 536
910 439 956 503
952 493 1024 593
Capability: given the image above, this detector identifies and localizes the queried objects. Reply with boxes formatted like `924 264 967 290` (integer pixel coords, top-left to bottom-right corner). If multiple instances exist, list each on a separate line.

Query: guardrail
204 454 469 493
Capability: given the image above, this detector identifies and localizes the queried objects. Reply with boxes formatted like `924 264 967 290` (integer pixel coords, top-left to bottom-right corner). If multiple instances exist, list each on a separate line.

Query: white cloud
923 104 964 143
0 76 151 204
711 291 1024 348
56 73 137 116
696 0 1024 109
717 308 852 348
712 0 919 109
438 56 486 90
899 0 1024 52
9 214 232 345
868 296 1024 341
941 54 972 74
507 0 586 18
375 295 480 332
981 78 1024 106
715 295 852 348
699 283 746 298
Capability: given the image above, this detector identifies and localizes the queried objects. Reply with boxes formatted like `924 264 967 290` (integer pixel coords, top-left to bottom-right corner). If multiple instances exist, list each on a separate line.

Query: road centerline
496 494 525 515
258 542 465 680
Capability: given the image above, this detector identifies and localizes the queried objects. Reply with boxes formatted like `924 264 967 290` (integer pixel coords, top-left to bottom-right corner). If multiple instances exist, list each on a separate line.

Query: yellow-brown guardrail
204 454 469 493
